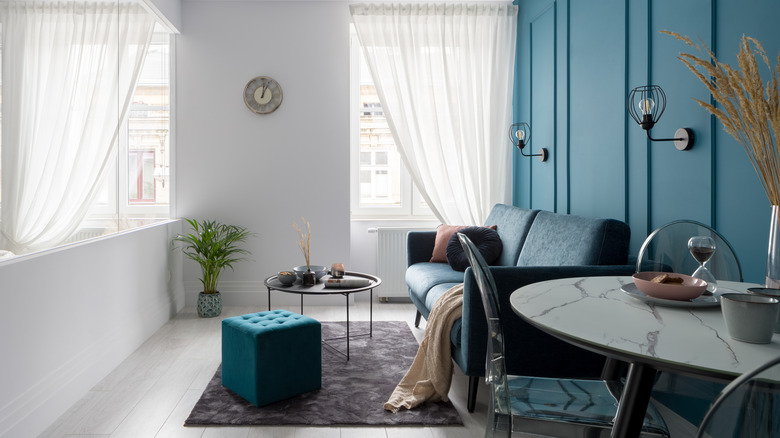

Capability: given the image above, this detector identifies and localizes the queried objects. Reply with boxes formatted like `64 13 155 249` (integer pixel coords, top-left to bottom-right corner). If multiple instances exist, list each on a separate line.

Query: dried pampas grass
662 30 780 205
294 217 312 270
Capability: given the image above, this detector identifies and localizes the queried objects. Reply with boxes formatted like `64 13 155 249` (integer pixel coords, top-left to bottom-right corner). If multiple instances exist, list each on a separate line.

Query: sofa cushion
430 224 497 262
517 211 630 266
483 204 540 267
406 263 465 309
445 227 503 271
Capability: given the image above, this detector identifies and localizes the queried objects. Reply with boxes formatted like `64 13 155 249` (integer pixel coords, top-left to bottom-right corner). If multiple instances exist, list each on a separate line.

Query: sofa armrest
407 230 437 266
460 265 636 378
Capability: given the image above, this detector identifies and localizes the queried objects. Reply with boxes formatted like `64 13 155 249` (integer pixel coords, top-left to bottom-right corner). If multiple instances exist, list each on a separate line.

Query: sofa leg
467 375 479 412
414 310 422 328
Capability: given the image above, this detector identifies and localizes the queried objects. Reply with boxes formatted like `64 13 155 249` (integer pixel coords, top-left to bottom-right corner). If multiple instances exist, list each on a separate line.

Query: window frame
349 27 435 221
86 29 172 221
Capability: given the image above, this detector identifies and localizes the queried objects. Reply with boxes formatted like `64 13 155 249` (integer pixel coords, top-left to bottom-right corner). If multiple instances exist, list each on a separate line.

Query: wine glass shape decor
689 236 717 292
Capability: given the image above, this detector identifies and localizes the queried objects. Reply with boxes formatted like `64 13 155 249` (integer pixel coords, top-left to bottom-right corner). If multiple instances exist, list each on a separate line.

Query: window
350 28 433 220
123 30 171 211
87 24 171 227
0 11 172 255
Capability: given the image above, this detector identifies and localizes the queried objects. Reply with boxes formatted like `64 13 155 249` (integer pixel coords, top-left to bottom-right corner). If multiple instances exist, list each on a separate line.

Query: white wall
142 0 182 32
176 0 354 306
0 221 184 438
175 0 446 306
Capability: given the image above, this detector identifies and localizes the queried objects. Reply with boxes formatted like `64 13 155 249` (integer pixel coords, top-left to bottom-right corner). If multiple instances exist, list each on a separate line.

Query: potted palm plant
173 218 253 317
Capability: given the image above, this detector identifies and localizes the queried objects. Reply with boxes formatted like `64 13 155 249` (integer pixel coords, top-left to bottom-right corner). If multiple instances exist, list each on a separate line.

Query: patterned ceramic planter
197 292 222 317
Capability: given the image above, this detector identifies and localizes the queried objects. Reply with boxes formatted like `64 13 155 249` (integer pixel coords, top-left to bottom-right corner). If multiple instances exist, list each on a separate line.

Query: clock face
244 76 282 114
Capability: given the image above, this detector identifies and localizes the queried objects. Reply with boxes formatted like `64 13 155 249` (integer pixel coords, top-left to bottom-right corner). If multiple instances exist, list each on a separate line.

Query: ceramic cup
721 293 780 344
748 287 780 332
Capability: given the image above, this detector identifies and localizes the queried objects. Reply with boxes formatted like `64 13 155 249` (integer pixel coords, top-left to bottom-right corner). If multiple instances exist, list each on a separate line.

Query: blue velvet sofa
406 203 636 411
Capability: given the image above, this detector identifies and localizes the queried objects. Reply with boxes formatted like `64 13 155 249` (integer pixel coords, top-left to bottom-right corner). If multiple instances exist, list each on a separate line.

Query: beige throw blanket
384 283 464 412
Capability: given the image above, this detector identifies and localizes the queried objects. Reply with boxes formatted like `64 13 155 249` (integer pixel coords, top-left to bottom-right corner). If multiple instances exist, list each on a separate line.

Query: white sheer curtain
350 3 517 225
0 1 155 254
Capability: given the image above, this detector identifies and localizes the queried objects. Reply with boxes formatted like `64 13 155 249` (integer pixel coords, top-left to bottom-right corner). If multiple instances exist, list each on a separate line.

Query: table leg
601 357 625 382
345 293 350 360
370 289 373 337
267 287 271 311
300 294 304 315
611 362 657 438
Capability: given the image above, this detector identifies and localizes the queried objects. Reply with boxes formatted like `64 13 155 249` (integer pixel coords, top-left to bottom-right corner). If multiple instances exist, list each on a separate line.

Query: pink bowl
632 272 708 301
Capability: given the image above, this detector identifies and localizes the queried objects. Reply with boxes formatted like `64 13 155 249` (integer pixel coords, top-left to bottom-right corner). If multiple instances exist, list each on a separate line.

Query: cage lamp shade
509 122 547 162
627 85 694 151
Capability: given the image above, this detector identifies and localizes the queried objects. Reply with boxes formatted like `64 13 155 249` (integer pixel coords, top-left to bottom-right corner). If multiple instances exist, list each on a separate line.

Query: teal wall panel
554 0 569 214
515 0 556 208
530 4 556 212
514 0 780 284
567 0 626 221
626 0 650 251
513 1 532 207
649 0 713 228
713 0 780 285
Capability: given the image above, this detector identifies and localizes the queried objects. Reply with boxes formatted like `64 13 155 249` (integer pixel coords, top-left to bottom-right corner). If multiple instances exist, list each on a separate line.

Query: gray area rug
184 320 463 426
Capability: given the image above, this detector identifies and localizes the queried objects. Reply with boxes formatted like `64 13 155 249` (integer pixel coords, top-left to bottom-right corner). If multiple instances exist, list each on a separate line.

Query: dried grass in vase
662 30 780 205
293 217 312 271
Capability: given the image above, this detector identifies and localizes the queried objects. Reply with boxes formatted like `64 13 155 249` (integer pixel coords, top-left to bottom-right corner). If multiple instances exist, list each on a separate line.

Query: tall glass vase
767 205 780 288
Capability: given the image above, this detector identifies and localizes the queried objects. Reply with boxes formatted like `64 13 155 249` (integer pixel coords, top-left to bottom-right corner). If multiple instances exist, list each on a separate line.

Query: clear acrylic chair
636 220 743 282
637 220 744 429
696 355 780 438
457 233 670 438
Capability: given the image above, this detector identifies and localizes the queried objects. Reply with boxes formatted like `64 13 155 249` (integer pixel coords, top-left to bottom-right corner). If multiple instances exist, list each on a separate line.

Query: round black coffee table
263 271 381 360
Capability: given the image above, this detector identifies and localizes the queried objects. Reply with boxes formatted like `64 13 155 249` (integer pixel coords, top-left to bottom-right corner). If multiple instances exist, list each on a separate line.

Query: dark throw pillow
445 226 503 272
430 224 498 262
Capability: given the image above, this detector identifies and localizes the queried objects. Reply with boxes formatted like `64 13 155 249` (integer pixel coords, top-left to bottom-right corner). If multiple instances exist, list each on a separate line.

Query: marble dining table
510 275 779 438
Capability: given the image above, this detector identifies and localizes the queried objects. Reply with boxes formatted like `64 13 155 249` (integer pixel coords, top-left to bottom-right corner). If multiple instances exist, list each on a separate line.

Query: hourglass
688 236 717 292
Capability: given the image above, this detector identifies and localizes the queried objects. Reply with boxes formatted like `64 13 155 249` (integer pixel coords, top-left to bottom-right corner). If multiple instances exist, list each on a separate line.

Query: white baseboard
184 280 353 309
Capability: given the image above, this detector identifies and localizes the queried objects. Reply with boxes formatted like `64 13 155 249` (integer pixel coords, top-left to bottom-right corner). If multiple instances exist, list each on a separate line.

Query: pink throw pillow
430 224 497 263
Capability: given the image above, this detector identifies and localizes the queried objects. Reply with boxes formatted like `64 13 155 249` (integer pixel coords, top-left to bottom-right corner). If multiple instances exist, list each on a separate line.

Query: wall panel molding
516 0 557 211
556 0 568 214
709 0 717 228
514 0 780 283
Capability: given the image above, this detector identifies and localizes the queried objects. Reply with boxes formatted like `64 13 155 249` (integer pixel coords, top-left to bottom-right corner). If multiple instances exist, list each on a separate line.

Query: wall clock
244 76 283 114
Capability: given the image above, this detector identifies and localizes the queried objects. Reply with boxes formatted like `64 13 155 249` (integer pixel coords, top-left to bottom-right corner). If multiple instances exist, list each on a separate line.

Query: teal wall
513 0 780 284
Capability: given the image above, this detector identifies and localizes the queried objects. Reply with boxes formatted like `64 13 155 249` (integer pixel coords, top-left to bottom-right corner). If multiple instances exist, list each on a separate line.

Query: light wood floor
40 297 694 438
40 298 492 438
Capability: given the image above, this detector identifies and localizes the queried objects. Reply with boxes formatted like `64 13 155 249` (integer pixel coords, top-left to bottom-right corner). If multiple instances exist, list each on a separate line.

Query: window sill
350 215 437 223
0 218 178 265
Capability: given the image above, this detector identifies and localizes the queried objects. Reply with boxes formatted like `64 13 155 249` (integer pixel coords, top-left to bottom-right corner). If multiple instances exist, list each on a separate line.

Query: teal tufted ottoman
221 309 321 407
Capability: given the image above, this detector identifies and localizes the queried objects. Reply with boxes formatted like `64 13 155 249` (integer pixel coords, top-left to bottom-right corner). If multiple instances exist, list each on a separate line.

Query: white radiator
64 228 106 244
372 227 429 300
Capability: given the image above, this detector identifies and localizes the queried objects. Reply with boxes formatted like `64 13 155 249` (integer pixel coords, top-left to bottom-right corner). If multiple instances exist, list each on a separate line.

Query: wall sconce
627 85 694 151
509 122 548 162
